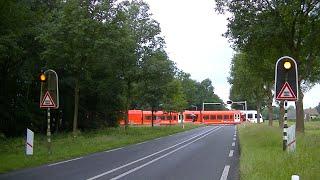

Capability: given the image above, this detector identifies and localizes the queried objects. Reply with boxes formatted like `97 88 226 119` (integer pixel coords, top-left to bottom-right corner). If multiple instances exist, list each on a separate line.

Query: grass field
0 124 200 173
238 121 320 180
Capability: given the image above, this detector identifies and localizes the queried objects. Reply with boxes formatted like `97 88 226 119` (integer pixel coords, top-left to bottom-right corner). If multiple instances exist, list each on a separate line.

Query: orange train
120 110 243 125
119 110 179 126
183 110 242 125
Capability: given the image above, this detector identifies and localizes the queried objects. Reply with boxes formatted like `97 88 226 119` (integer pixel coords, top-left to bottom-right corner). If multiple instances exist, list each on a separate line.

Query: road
0 125 239 180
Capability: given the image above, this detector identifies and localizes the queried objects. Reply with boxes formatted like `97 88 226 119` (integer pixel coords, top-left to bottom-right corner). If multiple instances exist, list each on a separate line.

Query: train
119 110 244 125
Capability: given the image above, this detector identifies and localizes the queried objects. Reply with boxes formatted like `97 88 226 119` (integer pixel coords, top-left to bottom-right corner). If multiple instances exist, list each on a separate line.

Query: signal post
275 56 298 151
39 69 59 154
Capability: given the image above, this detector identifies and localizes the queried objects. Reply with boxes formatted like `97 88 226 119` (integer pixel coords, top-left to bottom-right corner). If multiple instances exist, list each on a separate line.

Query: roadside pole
47 108 51 154
39 69 59 154
283 100 288 151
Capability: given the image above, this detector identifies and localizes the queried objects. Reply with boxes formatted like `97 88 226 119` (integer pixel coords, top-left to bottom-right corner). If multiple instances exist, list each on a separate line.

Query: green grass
0 124 200 173
239 121 320 180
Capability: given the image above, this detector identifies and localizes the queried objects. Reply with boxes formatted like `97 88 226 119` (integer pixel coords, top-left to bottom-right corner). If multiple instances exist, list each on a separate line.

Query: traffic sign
275 56 298 101
276 82 297 100
40 69 59 109
40 91 56 108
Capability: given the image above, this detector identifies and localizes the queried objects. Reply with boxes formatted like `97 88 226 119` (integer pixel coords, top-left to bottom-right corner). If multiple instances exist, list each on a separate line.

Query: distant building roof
304 108 319 116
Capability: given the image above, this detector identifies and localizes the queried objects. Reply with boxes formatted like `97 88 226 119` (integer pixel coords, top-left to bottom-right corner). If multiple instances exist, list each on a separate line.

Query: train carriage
119 110 179 126
201 110 241 125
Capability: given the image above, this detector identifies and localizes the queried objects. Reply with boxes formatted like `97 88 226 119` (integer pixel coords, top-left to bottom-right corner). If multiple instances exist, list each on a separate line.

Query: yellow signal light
284 61 291 70
40 73 46 82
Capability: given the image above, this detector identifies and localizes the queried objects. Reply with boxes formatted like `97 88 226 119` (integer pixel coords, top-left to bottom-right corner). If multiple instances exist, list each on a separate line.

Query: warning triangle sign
40 91 56 108
276 82 297 100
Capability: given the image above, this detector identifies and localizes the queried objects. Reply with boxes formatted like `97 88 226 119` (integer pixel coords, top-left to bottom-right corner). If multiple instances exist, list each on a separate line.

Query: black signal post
275 56 298 151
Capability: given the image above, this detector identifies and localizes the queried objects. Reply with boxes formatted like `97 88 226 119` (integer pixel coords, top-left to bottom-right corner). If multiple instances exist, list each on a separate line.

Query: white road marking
109 127 221 180
229 150 234 157
233 137 236 141
135 142 145 145
234 134 236 137
220 165 230 180
48 157 83 167
86 127 221 180
232 142 235 146
104 147 123 153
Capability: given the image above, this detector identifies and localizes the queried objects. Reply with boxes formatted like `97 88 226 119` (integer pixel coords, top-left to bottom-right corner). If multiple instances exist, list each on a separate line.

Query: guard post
40 69 59 154
275 56 298 151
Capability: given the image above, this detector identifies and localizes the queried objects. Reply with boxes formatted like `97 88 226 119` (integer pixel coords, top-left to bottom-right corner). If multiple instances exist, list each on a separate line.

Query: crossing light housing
226 100 233 104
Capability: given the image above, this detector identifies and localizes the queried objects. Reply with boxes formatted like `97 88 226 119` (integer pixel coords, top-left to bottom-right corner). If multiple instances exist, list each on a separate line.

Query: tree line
216 0 320 132
0 0 224 137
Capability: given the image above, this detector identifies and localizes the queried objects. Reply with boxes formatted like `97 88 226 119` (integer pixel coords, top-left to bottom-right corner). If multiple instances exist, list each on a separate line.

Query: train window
145 116 151 120
167 116 172 120
255 114 257 118
203 115 209 120
217 115 222 120
230 115 233 119
210 115 216 120
224 115 229 119
248 114 253 118
174 116 176 120
186 114 193 119
159 116 165 120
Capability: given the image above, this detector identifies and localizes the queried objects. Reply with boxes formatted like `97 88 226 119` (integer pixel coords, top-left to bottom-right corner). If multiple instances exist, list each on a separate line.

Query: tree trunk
73 78 80 137
151 107 154 127
295 85 304 133
279 101 284 128
256 102 261 123
267 89 273 126
125 80 132 128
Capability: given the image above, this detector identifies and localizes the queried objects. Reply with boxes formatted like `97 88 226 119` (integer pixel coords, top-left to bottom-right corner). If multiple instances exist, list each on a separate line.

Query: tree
228 53 267 123
316 102 320 114
216 0 320 131
139 50 175 126
39 0 106 135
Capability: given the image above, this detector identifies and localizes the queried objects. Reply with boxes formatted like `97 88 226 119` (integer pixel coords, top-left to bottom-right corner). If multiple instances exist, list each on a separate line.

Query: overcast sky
144 0 320 109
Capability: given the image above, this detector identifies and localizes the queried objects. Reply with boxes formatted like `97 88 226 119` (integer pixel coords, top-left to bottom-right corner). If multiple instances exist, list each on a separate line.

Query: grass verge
0 124 200 173
238 121 320 180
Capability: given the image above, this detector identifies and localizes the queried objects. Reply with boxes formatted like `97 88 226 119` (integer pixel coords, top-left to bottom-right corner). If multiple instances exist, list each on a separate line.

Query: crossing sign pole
274 56 298 151
40 69 59 154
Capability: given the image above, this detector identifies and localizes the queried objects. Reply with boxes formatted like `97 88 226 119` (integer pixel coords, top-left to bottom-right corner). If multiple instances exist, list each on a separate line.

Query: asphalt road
0 125 239 180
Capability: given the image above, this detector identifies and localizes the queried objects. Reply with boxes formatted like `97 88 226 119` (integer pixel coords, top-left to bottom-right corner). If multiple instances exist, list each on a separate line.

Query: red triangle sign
40 91 56 108
276 82 297 100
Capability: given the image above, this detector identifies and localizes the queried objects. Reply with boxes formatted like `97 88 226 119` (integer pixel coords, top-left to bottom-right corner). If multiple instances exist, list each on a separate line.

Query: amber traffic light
283 61 292 70
39 73 46 82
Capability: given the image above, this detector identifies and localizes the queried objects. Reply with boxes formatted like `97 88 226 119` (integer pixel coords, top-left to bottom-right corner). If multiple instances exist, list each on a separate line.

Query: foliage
0 0 226 136
216 0 320 129
316 102 320 114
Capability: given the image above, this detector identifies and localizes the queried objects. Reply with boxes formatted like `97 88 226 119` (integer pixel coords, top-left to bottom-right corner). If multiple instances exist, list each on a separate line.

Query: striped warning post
283 100 288 151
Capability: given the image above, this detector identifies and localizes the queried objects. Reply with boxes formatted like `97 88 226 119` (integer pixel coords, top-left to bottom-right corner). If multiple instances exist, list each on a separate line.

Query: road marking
48 157 83 167
220 165 230 180
135 142 146 145
232 142 235 146
229 150 234 157
104 147 123 153
86 127 221 180
109 127 220 180
234 134 236 137
233 137 236 141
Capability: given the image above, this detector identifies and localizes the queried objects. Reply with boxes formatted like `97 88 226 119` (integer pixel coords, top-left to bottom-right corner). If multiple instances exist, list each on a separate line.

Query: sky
144 0 320 109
